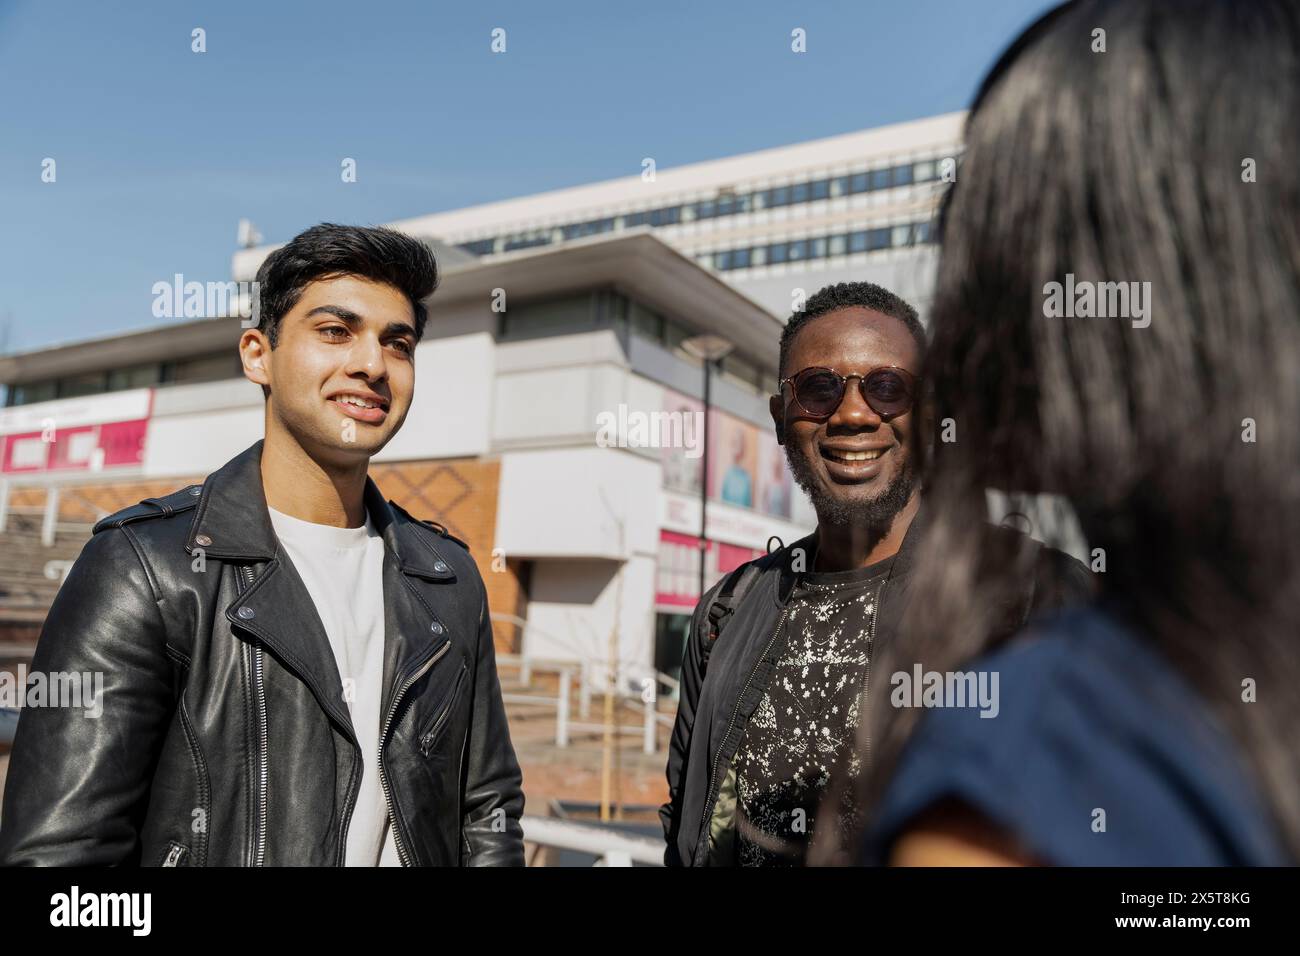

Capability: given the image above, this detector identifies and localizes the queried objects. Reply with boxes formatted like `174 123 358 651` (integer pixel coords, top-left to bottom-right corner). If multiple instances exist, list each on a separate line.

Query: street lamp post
682 334 734 599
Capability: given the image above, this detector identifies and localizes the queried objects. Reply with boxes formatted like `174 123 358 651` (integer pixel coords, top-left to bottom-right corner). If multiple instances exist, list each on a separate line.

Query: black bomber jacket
660 508 1092 866
0 439 525 866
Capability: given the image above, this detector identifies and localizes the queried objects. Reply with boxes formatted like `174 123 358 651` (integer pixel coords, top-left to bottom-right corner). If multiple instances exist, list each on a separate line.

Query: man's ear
239 329 271 387
769 393 786 446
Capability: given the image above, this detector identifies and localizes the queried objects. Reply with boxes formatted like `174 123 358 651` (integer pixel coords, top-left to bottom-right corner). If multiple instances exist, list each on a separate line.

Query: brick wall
371 458 525 654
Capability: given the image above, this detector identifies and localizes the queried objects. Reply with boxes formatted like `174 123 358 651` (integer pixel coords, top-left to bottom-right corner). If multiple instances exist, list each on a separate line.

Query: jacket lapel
191 440 462 741
363 479 460 725
224 554 357 740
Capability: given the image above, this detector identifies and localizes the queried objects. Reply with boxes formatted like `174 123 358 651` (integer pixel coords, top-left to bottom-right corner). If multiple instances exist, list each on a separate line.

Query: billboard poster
659 386 793 520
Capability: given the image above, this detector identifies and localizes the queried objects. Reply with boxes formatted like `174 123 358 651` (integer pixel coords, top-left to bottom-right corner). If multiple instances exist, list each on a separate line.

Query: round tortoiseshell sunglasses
779 365 917 420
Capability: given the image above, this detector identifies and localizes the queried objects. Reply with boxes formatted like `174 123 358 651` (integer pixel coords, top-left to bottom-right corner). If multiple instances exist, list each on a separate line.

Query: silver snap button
430 621 445 635
237 606 255 620
190 487 202 497
433 561 448 573
195 534 212 547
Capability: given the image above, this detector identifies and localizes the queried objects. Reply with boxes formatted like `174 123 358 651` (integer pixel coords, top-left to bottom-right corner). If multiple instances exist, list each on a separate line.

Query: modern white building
2 112 971 687
235 112 967 325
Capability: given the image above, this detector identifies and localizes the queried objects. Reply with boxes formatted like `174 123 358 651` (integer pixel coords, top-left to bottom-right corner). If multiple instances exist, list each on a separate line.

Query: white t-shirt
267 505 400 867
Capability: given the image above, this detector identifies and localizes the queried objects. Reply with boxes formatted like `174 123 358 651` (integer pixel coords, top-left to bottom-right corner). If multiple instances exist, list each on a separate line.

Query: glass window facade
697 218 936 273
457 153 960 259
4 349 241 407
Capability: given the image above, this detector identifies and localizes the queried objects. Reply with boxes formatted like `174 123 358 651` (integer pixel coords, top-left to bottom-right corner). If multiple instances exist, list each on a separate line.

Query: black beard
784 441 918 529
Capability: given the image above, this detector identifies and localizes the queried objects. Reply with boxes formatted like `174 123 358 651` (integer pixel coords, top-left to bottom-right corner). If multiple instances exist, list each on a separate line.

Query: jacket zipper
161 842 187 867
861 582 882 768
419 665 467 756
379 637 452 866
697 604 791 852
238 563 268 867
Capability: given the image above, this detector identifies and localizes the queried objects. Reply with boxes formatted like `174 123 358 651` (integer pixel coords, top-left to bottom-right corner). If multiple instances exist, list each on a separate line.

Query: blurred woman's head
860 0 1300 858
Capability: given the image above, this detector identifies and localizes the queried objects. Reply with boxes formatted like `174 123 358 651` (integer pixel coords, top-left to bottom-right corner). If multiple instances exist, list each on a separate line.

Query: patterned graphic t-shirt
732 556 894 866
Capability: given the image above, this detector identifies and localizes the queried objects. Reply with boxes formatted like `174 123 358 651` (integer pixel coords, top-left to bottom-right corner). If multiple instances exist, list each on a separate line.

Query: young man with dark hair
660 281 1090 866
0 223 525 866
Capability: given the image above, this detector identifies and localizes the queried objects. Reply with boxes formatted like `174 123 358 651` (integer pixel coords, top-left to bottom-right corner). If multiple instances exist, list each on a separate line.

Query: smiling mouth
820 447 887 464
328 394 390 424
332 395 386 411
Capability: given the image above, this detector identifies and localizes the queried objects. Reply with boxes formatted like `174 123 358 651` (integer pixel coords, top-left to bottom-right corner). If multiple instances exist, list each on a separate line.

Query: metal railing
497 653 575 747
521 814 664 866
491 611 679 755
0 480 103 544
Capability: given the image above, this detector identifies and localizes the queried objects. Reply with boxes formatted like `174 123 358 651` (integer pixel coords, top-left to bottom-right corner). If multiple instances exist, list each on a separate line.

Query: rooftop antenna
237 218 263 249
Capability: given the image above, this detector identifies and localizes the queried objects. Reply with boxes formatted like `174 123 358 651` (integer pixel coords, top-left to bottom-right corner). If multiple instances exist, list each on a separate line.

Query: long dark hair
856 0 1300 860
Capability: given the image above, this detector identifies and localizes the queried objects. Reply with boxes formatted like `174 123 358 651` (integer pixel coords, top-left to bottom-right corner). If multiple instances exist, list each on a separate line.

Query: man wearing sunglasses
661 281 1089 866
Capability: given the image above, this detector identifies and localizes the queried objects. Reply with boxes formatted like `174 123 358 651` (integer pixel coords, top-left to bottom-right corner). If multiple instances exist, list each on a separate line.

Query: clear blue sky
0 0 1057 353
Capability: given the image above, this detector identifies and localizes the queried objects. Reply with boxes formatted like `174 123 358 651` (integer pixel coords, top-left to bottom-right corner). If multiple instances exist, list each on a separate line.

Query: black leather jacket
0 440 525 866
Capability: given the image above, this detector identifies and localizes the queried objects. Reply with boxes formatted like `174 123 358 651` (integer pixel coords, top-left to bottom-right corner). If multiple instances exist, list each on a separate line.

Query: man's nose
345 334 386 379
829 377 881 428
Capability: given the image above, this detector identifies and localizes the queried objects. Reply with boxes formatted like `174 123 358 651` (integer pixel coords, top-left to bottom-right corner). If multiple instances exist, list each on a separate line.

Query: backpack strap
700 561 763 677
